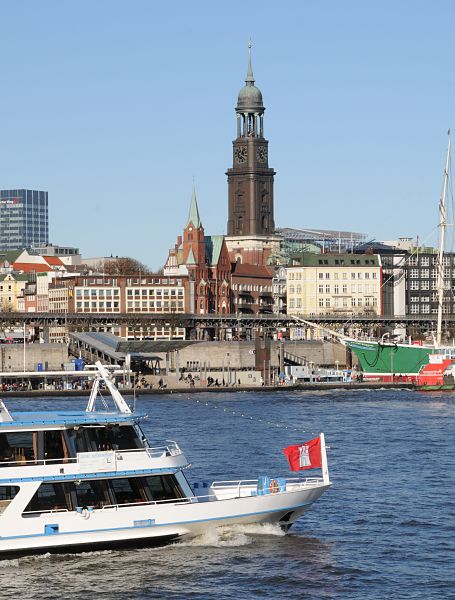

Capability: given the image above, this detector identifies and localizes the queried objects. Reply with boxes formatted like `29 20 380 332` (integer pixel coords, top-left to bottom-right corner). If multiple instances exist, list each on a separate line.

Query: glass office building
0 189 48 251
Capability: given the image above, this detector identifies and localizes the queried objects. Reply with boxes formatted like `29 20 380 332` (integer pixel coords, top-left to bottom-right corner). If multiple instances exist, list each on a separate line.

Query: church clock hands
256 146 268 163
234 146 247 164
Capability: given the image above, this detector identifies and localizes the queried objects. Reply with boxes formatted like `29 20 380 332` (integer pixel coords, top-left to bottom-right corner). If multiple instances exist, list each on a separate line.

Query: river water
1 389 454 599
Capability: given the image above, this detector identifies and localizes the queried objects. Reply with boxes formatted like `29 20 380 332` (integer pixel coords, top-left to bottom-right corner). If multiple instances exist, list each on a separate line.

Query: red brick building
164 188 231 315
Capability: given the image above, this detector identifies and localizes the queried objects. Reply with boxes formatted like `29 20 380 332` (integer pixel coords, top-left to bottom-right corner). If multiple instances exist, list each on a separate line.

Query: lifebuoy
269 479 279 494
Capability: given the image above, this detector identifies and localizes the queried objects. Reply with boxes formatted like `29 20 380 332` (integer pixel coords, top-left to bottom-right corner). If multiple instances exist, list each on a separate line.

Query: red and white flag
283 436 322 471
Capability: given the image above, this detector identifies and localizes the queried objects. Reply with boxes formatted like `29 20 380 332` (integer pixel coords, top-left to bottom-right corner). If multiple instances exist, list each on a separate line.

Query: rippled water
1 389 454 599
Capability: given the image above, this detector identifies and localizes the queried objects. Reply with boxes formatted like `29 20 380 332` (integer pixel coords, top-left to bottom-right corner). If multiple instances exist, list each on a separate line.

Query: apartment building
286 253 382 317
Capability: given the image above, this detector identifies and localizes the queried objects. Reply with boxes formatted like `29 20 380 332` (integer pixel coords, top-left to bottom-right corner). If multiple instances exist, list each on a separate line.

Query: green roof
289 252 380 267
0 273 29 282
1 250 22 264
186 186 201 229
186 247 196 265
205 235 224 265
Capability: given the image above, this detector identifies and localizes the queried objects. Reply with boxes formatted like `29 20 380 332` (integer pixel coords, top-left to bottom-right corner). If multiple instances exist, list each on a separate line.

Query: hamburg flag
283 436 322 471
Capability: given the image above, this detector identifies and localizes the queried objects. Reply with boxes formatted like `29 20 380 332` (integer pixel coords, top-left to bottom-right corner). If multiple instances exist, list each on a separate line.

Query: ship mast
436 130 451 347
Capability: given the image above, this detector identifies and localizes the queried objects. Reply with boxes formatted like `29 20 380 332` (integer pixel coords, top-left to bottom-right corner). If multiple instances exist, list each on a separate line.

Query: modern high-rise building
0 189 48 252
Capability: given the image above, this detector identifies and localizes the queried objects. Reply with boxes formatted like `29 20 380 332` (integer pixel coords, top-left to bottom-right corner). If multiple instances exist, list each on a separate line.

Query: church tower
227 42 275 237
225 43 281 265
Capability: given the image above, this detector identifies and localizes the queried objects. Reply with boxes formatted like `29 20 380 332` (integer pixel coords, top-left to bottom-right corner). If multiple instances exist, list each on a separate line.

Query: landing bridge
0 312 453 338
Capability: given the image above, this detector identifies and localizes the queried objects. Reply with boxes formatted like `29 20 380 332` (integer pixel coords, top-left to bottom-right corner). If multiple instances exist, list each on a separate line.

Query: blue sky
1 0 455 268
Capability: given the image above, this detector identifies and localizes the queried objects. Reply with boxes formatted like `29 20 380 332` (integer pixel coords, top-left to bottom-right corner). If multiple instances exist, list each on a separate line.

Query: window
0 485 19 513
342 285 347 293
143 475 185 502
334 285 339 294
110 478 145 505
325 273 330 279
409 281 419 290
421 269 430 278
325 298 330 307
319 298 323 307
318 285 323 293
421 256 430 266
318 273 323 279
0 431 35 465
325 285 330 293
24 482 69 513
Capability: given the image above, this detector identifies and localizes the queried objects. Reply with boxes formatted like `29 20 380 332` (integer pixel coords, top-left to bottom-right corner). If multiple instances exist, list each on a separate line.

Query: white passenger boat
0 362 331 558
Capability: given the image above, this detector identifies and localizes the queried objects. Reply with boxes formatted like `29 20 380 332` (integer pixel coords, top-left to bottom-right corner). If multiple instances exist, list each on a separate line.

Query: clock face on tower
234 146 247 164
256 146 268 163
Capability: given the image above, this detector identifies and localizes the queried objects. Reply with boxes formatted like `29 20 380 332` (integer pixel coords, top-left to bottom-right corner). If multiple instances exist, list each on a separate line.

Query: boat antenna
436 129 451 347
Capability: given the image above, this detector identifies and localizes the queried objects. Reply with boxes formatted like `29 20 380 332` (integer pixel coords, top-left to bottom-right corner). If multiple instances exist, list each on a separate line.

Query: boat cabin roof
0 410 145 429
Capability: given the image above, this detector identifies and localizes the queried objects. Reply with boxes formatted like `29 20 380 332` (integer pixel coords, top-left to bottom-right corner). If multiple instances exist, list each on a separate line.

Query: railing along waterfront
0 311 453 329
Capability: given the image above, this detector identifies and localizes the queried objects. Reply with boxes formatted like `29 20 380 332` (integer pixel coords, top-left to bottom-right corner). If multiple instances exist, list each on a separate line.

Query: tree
89 257 152 276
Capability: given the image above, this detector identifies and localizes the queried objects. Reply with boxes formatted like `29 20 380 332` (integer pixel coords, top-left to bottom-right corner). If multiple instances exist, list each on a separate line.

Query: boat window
73 479 111 509
143 475 185 502
0 432 36 466
0 485 20 513
112 426 143 450
23 479 112 515
24 482 69 513
70 425 142 453
44 430 66 462
109 478 147 505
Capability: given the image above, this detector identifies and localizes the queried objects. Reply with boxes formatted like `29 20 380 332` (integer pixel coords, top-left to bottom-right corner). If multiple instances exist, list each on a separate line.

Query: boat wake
176 522 285 548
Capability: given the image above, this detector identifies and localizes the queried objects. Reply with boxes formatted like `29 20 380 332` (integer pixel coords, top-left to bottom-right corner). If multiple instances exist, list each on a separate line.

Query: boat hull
346 340 450 382
0 484 329 558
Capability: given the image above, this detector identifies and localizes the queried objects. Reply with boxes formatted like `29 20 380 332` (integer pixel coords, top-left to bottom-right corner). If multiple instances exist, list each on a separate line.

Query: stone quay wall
156 340 348 372
0 343 68 372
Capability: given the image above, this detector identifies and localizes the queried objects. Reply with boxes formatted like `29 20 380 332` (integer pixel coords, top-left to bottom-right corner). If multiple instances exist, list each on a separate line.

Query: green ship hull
346 340 453 382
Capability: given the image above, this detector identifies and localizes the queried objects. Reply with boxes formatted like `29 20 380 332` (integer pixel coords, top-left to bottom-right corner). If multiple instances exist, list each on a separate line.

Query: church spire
187 184 201 228
246 38 254 84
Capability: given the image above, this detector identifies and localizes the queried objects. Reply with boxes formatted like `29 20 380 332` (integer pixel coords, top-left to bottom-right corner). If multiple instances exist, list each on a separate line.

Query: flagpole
320 433 330 485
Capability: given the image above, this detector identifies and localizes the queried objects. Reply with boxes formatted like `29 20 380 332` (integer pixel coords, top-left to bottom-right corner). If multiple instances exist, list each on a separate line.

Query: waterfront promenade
0 380 414 398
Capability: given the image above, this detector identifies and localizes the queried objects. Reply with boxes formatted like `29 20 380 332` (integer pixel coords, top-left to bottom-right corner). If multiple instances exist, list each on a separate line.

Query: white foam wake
176 522 285 548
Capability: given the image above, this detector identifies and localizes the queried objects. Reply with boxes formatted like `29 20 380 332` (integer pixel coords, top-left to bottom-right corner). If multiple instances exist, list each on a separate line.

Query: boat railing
22 508 70 517
210 477 323 490
0 444 182 469
0 456 78 468
146 441 182 458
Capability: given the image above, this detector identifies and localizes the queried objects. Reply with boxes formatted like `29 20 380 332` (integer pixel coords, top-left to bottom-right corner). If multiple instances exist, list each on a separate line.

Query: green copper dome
236 43 264 112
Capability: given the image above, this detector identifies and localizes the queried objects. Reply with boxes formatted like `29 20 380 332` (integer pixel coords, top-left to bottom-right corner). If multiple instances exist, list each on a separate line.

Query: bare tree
92 257 152 276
